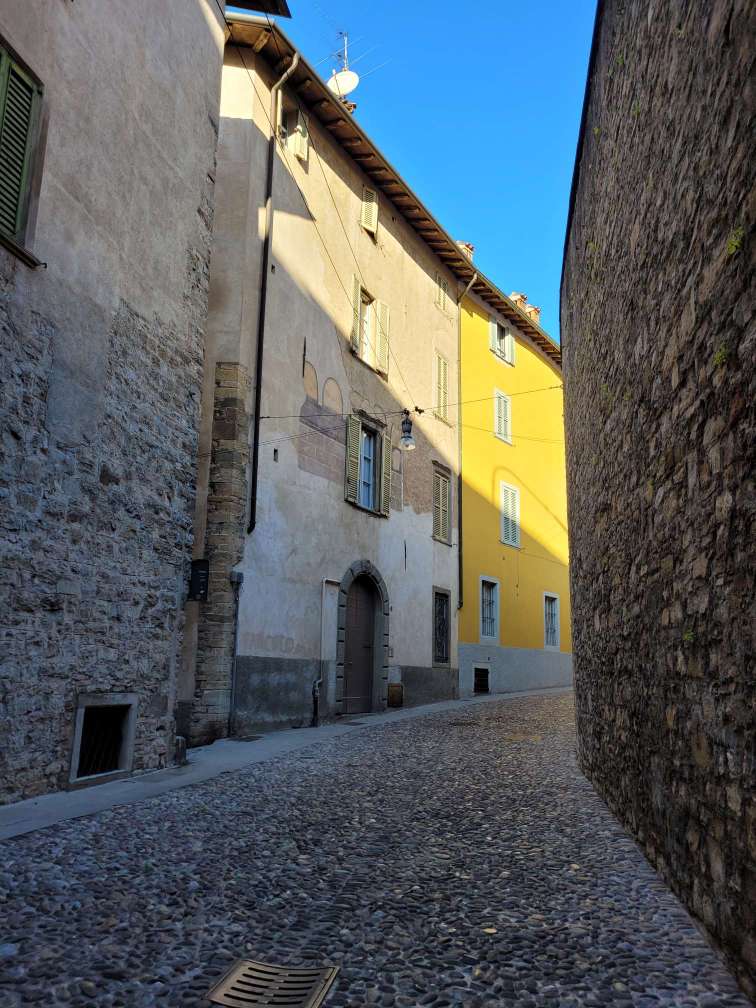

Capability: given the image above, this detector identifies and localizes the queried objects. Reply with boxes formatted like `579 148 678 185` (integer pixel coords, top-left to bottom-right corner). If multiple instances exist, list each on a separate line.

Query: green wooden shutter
0 55 41 242
350 276 361 353
345 414 361 503
376 300 390 375
380 428 392 516
433 471 450 542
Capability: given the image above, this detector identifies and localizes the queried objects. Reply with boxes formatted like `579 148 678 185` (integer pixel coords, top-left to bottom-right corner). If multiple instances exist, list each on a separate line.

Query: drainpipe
228 570 244 737
247 51 300 534
313 578 340 726
456 272 477 610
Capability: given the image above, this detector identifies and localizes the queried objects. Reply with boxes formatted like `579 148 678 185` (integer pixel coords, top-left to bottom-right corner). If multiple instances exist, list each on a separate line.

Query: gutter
247 49 300 534
559 0 605 339
456 273 477 610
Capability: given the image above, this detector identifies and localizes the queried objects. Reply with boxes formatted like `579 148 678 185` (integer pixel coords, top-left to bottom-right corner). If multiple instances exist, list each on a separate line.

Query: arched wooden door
343 575 376 714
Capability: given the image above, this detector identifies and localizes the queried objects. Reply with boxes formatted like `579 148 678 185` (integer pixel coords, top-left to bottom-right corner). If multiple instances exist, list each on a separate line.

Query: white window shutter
489 317 497 352
494 392 511 441
380 428 392 516
345 415 361 503
433 471 449 541
361 186 378 233
350 275 361 352
506 330 515 365
435 353 449 420
376 300 390 375
290 109 308 159
500 482 520 547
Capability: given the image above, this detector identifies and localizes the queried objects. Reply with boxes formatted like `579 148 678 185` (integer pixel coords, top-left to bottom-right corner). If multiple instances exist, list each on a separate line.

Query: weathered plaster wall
0 1 224 802
561 0 754 993
187 43 460 739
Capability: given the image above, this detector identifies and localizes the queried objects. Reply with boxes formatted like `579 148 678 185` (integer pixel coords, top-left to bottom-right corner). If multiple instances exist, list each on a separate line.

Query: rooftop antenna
326 30 360 109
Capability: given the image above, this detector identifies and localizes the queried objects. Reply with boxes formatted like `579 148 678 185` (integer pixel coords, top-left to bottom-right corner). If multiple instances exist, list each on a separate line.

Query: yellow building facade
458 291 572 695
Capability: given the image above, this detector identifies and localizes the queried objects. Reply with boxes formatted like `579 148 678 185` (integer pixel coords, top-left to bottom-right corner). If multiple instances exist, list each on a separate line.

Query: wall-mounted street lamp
399 408 416 451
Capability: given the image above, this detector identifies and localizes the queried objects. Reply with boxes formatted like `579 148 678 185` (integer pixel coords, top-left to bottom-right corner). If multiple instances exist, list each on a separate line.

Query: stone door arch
336 561 389 714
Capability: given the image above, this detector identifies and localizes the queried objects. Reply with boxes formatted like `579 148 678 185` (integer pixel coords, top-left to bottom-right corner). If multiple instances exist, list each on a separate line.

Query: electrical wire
260 385 563 421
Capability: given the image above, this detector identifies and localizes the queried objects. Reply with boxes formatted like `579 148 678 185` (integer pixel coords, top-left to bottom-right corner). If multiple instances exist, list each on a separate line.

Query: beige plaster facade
183 24 462 740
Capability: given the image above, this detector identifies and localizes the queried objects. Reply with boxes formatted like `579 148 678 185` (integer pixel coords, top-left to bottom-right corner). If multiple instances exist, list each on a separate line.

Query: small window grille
481 579 498 639
433 591 450 664
544 594 559 648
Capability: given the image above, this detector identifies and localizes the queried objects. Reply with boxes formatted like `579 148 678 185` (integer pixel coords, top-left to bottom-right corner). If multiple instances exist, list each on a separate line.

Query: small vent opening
474 668 490 694
76 704 129 778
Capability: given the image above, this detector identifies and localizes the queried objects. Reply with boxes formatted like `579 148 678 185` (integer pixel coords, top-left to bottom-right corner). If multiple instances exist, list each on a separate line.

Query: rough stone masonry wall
0 161 216 802
561 0 754 995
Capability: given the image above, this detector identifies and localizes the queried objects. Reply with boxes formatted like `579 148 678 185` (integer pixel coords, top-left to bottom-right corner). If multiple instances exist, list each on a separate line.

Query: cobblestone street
0 693 748 1007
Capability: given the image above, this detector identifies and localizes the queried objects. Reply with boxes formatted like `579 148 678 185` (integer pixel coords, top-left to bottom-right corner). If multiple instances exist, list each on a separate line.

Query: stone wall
561 0 754 994
0 0 224 802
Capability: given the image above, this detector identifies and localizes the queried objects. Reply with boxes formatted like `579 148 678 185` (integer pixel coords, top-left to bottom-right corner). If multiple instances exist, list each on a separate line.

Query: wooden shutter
489 317 497 352
500 482 520 547
379 428 392 516
505 330 516 365
361 186 378 233
350 276 361 352
287 109 308 159
0 55 41 242
435 273 448 310
436 353 448 420
494 391 511 440
345 414 361 503
376 300 390 375
433 470 450 541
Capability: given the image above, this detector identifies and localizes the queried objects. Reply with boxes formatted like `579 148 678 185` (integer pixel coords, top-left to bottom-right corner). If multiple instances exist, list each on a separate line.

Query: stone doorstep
0 686 573 841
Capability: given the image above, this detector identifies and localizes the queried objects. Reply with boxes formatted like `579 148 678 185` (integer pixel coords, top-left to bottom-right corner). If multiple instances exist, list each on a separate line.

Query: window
489 318 515 365
435 272 449 311
360 185 378 233
433 590 450 664
69 693 137 785
544 594 560 649
480 578 499 641
494 390 512 442
0 46 43 247
432 468 451 543
350 276 389 375
284 108 309 160
473 666 490 694
500 482 520 547
345 414 391 516
435 352 449 421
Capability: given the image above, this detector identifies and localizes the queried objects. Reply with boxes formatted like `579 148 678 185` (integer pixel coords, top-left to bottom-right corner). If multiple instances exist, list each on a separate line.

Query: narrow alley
0 692 747 1008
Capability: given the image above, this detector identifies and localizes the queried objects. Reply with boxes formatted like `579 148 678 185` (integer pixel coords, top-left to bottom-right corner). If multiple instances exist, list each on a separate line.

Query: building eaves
228 1 291 16
226 14 561 368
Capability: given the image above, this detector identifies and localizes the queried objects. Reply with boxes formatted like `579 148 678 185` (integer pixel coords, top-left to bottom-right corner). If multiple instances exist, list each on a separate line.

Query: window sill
433 412 453 427
544 644 561 652
349 346 388 380
0 231 45 269
432 535 452 547
479 635 499 645
346 499 386 519
491 349 514 366
494 433 513 445
500 540 521 549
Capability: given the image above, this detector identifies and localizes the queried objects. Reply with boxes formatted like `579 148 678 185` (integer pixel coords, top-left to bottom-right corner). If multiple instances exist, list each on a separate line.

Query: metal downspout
456 272 477 610
247 51 300 534
313 578 340 726
228 570 244 736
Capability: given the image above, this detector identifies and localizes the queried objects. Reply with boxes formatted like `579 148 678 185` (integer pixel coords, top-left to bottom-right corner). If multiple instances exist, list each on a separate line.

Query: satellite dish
327 69 359 98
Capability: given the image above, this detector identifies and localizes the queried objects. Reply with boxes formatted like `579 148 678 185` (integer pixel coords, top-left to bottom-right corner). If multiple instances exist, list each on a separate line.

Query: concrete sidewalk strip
0 687 571 841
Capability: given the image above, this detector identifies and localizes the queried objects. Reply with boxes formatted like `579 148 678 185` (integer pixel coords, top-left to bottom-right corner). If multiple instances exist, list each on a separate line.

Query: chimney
509 291 527 310
456 241 475 261
525 304 541 324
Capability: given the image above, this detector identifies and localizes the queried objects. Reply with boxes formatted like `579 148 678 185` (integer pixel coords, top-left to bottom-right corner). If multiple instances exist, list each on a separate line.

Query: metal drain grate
205 959 339 1007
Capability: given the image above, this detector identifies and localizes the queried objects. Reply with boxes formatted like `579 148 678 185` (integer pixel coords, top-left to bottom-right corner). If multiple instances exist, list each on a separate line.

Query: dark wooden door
343 576 375 714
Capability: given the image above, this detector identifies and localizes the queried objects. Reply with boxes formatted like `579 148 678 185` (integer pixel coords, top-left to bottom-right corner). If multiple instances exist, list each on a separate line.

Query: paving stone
0 694 749 1006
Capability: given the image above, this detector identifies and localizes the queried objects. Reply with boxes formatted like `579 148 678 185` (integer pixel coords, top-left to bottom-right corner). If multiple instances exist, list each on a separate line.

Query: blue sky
232 1 595 339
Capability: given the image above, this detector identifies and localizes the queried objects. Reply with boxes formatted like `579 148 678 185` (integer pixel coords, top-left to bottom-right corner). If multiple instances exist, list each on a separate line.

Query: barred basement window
69 693 138 785
0 44 43 247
